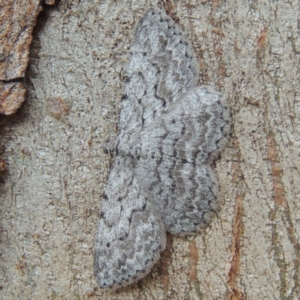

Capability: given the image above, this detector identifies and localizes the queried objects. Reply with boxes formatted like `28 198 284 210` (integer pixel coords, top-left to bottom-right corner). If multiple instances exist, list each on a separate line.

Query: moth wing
94 157 166 289
131 86 231 234
119 9 199 133
136 159 220 235
131 86 231 165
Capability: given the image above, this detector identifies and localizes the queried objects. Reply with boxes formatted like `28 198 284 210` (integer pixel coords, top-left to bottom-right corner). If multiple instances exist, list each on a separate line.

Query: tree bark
1 1 299 299
0 0 41 115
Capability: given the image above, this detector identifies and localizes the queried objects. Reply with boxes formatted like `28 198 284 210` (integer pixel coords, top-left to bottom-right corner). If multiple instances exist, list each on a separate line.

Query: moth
94 8 231 289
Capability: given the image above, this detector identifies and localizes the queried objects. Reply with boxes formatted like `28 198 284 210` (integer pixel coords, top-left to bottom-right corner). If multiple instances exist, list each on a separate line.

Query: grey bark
0 0 299 299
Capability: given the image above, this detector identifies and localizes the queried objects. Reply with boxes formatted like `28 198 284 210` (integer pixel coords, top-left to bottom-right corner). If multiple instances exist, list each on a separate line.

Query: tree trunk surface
1 1 299 299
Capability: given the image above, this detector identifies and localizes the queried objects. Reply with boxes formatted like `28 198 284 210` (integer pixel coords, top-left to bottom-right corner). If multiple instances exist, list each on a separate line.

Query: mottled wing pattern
119 8 199 134
94 157 166 289
138 162 220 235
127 87 231 234
95 8 231 290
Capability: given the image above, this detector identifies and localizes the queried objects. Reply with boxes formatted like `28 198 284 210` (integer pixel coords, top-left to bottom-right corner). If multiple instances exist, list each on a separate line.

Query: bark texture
0 0 42 115
0 0 299 299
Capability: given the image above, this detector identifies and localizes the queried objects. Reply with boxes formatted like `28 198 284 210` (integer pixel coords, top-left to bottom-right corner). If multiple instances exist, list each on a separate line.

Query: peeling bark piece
0 0 42 80
0 82 26 115
0 0 42 114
